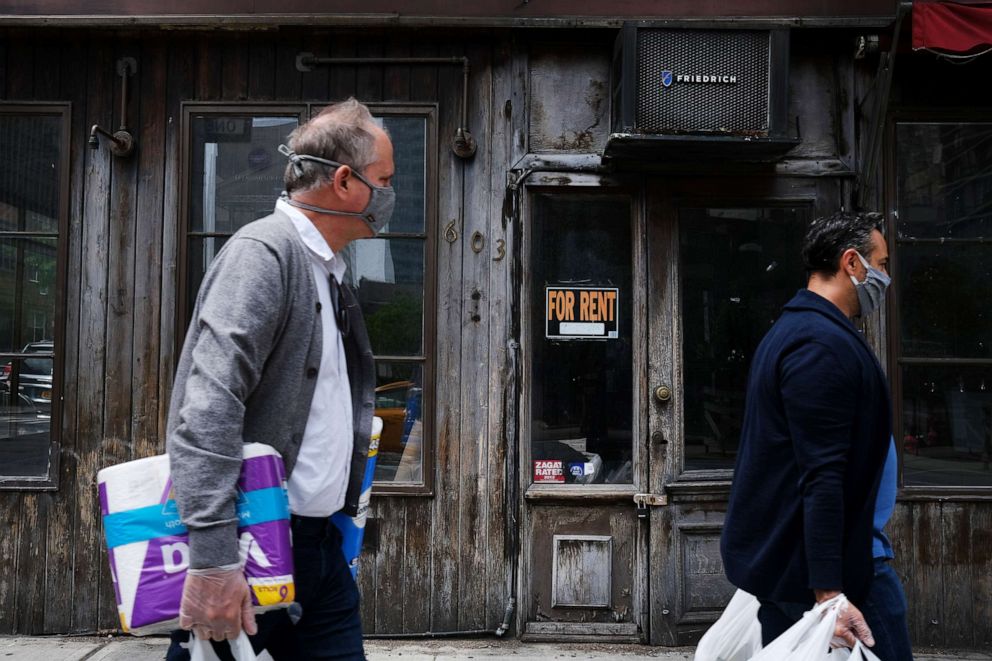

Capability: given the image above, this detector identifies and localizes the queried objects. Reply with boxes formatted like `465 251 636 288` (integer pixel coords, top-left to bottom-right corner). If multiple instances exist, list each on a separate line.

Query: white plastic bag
748 594 846 661
694 589 763 661
834 641 882 661
190 632 257 661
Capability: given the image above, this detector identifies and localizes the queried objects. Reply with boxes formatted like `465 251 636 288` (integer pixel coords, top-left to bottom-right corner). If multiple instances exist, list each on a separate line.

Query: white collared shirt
276 199 354 517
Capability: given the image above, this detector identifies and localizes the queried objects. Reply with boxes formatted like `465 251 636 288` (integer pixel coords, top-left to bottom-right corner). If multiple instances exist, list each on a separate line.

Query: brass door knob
654 385 673 403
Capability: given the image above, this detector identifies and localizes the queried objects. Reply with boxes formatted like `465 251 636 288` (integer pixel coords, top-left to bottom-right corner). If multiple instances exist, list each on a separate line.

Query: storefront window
530 193 634 485
0 107 68 487
680 207 807 471
895 122 992 487
186 112 303 323
184 106 434 491
344 114 430 485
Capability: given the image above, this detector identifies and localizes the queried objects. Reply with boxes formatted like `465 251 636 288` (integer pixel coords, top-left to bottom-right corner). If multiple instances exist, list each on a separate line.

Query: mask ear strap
278 144 342 178
277 144 305 177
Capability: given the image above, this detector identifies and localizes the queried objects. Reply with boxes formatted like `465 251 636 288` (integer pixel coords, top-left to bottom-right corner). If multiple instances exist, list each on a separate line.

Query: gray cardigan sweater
166 209 375 569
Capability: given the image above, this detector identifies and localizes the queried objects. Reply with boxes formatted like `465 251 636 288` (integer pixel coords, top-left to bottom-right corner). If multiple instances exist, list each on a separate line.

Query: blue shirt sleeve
872 437 898 560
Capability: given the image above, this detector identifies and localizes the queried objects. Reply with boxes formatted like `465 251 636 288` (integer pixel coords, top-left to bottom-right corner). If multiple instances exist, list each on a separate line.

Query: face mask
849 252 891 317
278 144 396 236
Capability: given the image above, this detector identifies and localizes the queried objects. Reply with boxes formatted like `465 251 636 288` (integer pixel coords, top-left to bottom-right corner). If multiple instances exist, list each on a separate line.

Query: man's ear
840 248 859 276
332 164 352 192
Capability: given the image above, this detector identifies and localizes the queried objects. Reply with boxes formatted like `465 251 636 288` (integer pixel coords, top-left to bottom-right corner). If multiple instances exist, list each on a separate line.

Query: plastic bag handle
190 632 257 661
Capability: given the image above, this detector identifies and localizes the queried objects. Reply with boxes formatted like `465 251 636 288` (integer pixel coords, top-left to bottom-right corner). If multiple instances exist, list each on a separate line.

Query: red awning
913 1 992 53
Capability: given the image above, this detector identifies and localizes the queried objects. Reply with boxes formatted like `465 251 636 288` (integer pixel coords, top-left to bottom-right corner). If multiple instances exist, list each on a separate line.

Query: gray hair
283 98 378 194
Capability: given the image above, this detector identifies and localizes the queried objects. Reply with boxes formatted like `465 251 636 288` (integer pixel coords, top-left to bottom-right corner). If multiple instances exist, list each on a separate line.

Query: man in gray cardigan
165 98 391 661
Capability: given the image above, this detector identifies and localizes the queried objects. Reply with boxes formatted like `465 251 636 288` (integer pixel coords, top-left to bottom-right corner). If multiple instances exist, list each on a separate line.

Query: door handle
654 385 672 403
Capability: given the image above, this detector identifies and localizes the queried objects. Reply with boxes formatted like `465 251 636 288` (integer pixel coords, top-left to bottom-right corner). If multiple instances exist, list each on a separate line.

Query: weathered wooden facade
1 1 991 651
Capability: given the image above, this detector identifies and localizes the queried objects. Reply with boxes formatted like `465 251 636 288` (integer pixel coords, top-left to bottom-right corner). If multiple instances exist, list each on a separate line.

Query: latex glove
178 565 257 642
816 590 875 649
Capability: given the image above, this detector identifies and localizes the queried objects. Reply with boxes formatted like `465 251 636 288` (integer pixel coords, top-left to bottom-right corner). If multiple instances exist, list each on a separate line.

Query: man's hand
815 589 874 649
178 566 257 642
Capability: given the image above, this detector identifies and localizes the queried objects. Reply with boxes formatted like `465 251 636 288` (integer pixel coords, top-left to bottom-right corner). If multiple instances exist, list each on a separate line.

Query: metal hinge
633 492 669 520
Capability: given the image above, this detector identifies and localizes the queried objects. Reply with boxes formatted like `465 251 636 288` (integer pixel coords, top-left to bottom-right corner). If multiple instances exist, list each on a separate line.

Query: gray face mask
849 252 891 317
278 144 396 236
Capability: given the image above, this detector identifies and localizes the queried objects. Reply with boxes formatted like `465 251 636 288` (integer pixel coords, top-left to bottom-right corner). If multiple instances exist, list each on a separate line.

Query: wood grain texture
483 35 524 632
131 38 166 460
429 38 465 633
456 38 492 632
42 33 89 635
72 39 113 634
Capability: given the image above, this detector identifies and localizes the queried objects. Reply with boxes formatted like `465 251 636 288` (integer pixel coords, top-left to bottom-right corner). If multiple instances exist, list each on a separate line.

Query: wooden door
518 174 651 642
646 176 844 645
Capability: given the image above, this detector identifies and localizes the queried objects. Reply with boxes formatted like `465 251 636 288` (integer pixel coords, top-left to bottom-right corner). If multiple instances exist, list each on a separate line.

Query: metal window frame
0 102 71 491
178 102 438 496
886 110 992 500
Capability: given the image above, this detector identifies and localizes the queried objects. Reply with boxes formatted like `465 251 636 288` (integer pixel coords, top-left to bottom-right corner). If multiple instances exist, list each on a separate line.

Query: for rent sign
546 286 619 340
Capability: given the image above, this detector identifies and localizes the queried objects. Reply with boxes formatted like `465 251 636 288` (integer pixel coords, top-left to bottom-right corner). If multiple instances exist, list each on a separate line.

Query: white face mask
849 252 891 317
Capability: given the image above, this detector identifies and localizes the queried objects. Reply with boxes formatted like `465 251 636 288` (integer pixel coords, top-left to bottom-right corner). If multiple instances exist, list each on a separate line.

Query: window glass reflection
896 123 992 240
898 244 992 359
373 362 424 483
344 238 424 357
680 207 808 471
530 194 634 485
190 116 299 235
896 121 992 487
901 365 992 487
0 238 57 354
0 112 61 481
378 116 426 235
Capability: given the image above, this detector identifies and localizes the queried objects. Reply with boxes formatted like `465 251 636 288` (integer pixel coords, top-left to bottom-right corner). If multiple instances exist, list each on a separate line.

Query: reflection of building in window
0 244 15 272
0 108 65 482
30 310 47 342
895 122 992 487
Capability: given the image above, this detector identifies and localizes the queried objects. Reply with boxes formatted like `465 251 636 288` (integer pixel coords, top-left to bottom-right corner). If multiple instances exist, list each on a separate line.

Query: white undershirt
277 199 354 517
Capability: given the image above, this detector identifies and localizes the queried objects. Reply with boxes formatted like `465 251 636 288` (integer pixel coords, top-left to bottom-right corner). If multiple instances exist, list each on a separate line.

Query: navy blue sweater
721 289 891 604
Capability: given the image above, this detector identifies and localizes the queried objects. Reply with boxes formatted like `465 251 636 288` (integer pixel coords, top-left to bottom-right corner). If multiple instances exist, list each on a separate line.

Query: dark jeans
758 558 912 661
166 516 365 661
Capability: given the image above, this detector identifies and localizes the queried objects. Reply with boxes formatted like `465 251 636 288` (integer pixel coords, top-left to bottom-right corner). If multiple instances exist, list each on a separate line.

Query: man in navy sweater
721 212 911 659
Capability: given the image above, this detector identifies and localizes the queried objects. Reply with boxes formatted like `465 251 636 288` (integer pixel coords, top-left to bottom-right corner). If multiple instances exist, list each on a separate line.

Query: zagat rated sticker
533 459 564 483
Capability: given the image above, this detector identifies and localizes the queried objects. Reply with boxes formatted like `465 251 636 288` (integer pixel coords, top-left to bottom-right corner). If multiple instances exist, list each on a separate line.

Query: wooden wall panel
248 40 276 101
429 38 465 633
456 39 493 632
402 499 433 632
71 38 113 634
484 35 525 633
301 32 330 101
941 503 973 647
973 505 992 648
275 37 302 101
5 36 35 99
221 36 249 101
131 40 166 461
44 32 89 635
157 37 193 443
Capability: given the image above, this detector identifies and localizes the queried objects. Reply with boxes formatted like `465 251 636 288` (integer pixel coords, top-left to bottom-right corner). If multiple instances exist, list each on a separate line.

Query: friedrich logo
661 70 739 87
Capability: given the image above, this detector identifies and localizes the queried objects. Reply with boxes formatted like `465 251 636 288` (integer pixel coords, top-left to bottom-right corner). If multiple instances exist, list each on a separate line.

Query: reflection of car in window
375 380 417 454
0 341 54 414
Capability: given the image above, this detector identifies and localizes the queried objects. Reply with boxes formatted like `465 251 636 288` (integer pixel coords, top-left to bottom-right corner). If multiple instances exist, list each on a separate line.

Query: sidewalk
1 636 990 660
